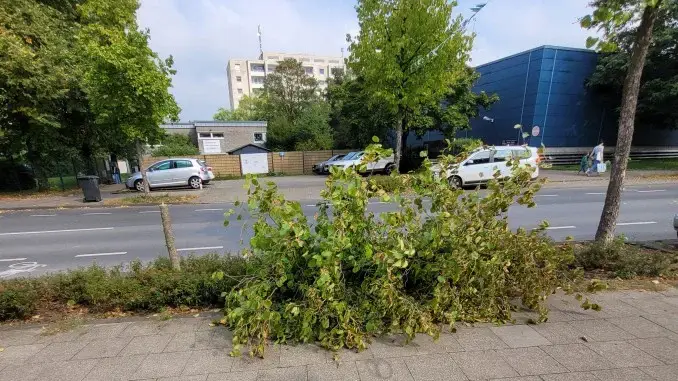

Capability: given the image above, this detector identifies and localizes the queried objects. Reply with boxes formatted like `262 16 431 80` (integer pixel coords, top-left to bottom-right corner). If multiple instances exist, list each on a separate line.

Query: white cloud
137 0 594 120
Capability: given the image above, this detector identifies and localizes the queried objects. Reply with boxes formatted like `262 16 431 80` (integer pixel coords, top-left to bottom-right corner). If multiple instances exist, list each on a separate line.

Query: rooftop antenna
257 25 263 60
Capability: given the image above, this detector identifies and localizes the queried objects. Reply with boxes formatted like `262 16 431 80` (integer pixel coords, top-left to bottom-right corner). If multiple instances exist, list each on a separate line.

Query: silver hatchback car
126 158 215 191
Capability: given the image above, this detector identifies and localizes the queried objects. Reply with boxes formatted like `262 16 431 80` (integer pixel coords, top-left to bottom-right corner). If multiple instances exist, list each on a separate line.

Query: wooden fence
143 149 355 177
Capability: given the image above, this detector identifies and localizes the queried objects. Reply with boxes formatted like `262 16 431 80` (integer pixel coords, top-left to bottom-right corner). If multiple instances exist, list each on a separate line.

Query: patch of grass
574 238 677 279
0 254 247 322
104 193 198 206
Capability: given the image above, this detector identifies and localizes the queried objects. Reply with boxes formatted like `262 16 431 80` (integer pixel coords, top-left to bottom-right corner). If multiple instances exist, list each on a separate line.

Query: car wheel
189 176 202 189
384 163 395 175
134 179 144 192
448 175 463 189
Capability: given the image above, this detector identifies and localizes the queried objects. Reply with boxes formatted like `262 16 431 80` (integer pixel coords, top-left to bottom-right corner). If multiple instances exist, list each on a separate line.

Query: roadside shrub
368 174 407 193
0 254 246 321
219 140 592 357
575 238 674 278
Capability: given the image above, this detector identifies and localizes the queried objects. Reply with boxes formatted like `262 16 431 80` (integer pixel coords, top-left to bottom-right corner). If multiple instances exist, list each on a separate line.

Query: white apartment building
227 52 345 110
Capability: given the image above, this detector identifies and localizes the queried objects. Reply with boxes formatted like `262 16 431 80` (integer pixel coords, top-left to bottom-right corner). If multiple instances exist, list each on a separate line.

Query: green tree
586 0 678 130
326 73 394 149
267 102 333 151
348 0 472 168
152 133 199 157
0 0 80 188
213 95 265 121
581 0 667 242
262 59 320 121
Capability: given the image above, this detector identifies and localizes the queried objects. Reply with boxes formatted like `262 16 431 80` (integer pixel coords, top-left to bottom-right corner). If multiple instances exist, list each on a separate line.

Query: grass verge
104 193 198 206
0 254 246 322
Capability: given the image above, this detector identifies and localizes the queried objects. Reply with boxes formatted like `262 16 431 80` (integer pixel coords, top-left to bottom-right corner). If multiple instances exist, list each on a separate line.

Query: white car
329 151 396 174
437 146 540 188
127 158 215 191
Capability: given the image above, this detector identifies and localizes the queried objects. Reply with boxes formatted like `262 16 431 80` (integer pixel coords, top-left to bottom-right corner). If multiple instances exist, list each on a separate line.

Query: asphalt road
1 182 676 278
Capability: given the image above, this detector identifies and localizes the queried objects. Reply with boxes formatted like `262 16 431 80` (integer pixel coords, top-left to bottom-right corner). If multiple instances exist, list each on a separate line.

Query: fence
143 149 356 177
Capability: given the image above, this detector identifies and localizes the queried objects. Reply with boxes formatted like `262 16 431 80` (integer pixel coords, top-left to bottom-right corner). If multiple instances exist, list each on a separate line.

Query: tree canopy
347 0 473 168
0 0 178 189
587 0 678 130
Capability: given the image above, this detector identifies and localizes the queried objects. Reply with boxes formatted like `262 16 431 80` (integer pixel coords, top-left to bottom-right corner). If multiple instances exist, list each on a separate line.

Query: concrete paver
0 290 676 380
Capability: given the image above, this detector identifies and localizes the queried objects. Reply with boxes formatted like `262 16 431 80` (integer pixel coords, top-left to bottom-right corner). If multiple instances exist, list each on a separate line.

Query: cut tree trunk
595 4 660 243
394 117 404 171
160 203 180 271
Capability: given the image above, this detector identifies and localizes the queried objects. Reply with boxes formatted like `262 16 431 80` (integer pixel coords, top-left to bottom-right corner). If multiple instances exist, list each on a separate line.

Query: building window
237 88 243 94
251 63 265 72
234 63 241 71
315 59 325 63
319 68 325 75
236 76 242 82
199 132 224 139
267 65 278 72
302 58 310 62
253 132 266 143
252 76 265 84
329 59 340 64
304 67 313 75
267 55 279 60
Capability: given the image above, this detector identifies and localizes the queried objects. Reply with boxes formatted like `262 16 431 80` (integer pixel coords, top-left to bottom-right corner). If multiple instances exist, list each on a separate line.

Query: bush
0 254 246 321
219 141 590 357
368 174 407 193
575 238 674 278
152 134 199 157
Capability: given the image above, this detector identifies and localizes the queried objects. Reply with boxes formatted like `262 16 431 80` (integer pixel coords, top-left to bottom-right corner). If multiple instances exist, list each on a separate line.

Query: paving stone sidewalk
1 289 677 381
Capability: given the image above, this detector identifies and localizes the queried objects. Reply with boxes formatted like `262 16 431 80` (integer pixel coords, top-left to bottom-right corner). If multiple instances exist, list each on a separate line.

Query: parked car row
312 151 396 175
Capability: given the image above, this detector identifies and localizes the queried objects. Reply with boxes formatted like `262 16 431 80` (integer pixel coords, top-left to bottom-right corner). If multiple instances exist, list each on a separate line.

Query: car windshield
343 152 359 160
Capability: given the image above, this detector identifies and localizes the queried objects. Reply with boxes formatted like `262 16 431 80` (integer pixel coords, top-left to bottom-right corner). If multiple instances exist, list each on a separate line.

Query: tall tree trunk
595 4 660 243
394 116 404 171
136 140 150 195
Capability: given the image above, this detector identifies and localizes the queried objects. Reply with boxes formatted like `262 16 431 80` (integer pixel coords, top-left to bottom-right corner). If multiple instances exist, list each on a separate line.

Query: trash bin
77 175 102 202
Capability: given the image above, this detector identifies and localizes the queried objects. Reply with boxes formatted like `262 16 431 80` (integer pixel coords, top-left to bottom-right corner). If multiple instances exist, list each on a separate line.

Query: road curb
0 202 208 212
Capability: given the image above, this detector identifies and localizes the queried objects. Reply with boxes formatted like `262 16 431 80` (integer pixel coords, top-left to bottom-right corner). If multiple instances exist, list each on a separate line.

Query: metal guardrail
545 149 678 165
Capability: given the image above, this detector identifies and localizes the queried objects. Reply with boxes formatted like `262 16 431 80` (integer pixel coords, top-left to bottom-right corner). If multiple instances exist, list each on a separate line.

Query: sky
137 0 594 121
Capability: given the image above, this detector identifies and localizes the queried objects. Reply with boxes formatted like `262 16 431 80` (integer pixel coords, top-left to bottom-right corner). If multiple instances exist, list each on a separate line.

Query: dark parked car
312 154 345 174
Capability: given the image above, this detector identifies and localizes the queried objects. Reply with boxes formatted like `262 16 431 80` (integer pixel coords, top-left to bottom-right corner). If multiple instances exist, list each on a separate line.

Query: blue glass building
461 45 678 148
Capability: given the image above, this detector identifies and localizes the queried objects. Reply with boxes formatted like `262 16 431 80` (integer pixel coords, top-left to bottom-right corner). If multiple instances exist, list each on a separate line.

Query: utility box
77 175 102 202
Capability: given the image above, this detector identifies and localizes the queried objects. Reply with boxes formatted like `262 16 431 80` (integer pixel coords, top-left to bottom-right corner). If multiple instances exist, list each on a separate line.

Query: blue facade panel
462 45 678 147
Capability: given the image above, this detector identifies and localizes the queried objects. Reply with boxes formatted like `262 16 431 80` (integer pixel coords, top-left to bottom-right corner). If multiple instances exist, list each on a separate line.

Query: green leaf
580 15 593 28
522 132 530 139
372 136 380 143
585 36 599 49
514 124 522 129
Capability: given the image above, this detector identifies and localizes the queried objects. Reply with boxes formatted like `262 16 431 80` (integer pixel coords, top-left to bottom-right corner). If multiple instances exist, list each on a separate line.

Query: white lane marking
177 246 224 252
75 252 127 258
537 194 559 197
305 204 317 207
195 208 224 212
0 227 114 236
586 192 606 195
617 221 657 226
30 214 56 217
139 211 160 214
636 190 666 193
0 258 27 262
545 226 576 230
83 212 112 215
